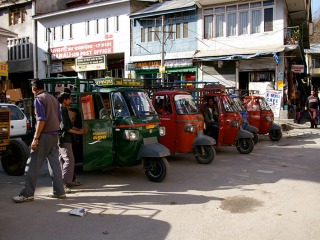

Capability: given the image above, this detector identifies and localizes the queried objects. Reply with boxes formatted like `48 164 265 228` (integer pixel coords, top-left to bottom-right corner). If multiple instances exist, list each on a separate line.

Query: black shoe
49 194 66 199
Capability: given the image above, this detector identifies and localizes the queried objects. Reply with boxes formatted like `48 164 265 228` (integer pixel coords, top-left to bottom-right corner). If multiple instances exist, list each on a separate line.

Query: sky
312 0 320 20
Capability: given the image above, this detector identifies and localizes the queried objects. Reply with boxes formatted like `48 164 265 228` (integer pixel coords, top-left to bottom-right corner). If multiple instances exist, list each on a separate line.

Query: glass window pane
239 11 248 35
227 5 237 11
263 0 274 6
227 13 236 36
215 14 224 37
251 10 261 33
204 15 213 39
215 7 225 13
204 8 214 14
264 8 273 31
251 2 262 8
238 4 249 10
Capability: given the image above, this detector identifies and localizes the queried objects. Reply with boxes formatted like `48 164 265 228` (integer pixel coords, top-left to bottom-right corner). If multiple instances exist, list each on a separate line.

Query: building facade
34 0 156 80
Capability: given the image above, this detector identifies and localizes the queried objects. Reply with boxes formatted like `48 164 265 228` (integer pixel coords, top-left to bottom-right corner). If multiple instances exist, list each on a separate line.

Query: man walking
305 89 320 129
13 79 66 203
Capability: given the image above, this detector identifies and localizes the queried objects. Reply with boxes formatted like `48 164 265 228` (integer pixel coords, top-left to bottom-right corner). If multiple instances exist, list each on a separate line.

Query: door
80 93 113 171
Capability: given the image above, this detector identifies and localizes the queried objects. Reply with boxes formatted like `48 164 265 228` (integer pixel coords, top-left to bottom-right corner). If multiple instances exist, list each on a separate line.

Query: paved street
1 122 320 240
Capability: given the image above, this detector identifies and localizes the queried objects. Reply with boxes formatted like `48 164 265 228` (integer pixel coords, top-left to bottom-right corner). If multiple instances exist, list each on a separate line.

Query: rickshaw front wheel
236 138 254 154
144 157 169 182
194 145 216 164
269 129 282 141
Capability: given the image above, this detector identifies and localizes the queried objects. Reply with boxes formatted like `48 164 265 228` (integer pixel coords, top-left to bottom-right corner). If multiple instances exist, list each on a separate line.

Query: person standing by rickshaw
305 89 320 128
203 98 219 139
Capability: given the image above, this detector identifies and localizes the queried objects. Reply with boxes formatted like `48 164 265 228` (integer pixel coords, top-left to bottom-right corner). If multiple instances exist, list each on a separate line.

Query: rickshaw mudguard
270 122 281 131
235 127 254 140
244 124 258 133
192 130 216 147
137 136 171 160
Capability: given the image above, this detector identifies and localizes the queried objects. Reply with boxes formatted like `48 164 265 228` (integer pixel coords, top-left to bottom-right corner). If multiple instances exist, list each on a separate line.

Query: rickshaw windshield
174 94 199 114
113 91 156 117
259 98 271 110
222 96 237 113
232 97 246 111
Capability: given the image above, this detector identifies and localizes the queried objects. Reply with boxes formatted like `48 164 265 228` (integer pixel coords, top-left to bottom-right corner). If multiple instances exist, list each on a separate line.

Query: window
105 18 109 33
141 28 146 42
69 24 73 39
154 26 160 41
61 25 64 40
183 22 188 38
96 19 100 34
176 23 181 39
148 27 152 42
116 16 119 31
203 0 273 38
168 24 173 39
7 37 30 61
86 21 90 36
8 9 25 26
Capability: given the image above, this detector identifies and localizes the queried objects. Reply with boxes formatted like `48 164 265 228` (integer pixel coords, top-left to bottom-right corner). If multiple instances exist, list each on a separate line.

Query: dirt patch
220 195 263 213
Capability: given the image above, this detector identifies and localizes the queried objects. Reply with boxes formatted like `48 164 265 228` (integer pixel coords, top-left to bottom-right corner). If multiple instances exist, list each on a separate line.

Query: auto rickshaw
243 95 282 141
199 93 254 154
42 77 170 182
229 94 259 144
151 89 216 164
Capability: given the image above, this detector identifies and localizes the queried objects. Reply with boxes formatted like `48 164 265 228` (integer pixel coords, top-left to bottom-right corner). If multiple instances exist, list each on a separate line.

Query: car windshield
112 91 156 117
174 94 199 114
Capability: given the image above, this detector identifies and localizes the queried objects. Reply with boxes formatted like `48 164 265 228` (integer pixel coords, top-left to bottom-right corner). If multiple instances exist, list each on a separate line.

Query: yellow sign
277 80 283 90
159 65 166 74
0 62 8 77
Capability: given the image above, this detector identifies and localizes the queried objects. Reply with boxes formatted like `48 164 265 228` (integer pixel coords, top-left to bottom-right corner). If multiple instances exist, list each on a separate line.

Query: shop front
132 59 197 86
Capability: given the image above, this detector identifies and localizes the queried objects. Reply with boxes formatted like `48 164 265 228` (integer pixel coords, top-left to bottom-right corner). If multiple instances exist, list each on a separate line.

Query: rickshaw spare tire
143 157 169 182
1 139 30 176
194 145 215 164
236 138 254 154
269 129 282 141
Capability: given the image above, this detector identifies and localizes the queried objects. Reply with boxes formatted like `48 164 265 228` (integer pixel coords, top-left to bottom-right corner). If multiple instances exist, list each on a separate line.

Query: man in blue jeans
12 79 66 203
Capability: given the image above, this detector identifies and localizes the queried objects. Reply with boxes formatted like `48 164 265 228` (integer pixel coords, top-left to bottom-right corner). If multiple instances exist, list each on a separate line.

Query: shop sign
291 65 304 73
265 90 282 117
76 55 106 72
51 38 113 60
63 59 76 72
51 61 63 73
0 62 8 77
135 59 193 70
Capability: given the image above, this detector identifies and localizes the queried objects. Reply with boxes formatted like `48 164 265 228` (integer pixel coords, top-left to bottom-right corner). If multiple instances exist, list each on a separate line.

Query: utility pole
46 28 52 78
160 15 165 85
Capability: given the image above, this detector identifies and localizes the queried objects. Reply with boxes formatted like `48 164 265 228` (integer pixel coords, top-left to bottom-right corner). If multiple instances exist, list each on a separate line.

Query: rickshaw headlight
266 116 272 122
123 130 139 141
159 126 166 136
185 124 195 132
231 120 239 128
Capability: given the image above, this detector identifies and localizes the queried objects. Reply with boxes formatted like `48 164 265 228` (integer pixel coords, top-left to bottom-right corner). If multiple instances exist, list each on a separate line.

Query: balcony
284 26 300 45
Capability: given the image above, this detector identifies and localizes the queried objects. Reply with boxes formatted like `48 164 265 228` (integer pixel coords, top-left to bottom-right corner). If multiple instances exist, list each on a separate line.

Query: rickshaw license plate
146 124 155 129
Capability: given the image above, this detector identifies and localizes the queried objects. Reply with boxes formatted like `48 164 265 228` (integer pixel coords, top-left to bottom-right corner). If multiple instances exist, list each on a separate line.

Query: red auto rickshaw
243 95 282 141
151 90 216 164
198 92 255 154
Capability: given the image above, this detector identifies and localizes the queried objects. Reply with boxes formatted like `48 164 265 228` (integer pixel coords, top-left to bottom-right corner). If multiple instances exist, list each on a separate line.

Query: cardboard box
6 88 23 102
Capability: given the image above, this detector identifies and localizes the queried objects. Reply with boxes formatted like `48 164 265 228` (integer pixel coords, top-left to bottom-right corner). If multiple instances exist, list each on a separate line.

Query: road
1 122 320 240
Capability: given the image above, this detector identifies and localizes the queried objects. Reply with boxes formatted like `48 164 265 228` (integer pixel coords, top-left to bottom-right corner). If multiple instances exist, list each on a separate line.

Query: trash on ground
257 170 274 174
69 208 86 217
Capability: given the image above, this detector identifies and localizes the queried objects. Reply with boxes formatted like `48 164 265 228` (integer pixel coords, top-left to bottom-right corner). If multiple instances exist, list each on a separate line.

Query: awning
193 45 285 64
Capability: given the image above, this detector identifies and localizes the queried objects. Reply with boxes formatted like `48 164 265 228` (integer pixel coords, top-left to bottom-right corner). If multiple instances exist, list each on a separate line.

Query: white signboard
265 90 282 117
76 55 106 72
291 65 304 73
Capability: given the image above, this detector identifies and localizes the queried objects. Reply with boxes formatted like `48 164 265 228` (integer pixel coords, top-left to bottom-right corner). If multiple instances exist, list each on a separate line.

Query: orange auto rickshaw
151 90 216 164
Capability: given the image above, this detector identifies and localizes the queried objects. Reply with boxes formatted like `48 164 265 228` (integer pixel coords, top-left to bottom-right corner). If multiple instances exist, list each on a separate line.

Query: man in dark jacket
305 89 320 128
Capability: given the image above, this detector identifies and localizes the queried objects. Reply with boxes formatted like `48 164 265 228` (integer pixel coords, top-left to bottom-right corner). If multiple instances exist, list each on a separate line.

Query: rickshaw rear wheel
236 138 254 154
269 129 282 141
253 132 259 144
194 145 215 164
144 157 169 182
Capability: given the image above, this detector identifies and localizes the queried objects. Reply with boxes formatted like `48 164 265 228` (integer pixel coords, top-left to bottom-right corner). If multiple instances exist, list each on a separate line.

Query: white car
0 103 29 137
